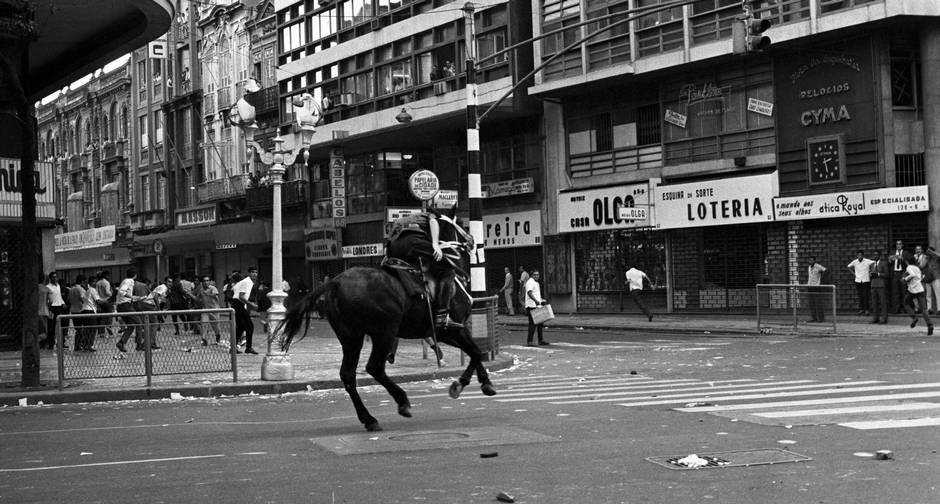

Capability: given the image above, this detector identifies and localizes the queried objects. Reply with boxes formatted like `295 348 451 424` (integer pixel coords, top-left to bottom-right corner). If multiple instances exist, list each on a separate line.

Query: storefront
655 172 778 311
483 209 543 313
556 181 664 313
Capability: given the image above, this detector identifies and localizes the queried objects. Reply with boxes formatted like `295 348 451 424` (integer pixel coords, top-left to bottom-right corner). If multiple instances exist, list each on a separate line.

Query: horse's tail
279 281 338 351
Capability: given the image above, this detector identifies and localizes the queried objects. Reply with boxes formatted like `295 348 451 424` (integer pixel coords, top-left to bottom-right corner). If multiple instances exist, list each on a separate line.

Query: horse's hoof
448 381 464 399
365 421 382 432
398 404 412 418
481 383 497 396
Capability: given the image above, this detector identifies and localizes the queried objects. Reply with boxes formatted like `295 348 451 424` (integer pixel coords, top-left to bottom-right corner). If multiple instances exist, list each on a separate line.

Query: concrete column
921 22 940 249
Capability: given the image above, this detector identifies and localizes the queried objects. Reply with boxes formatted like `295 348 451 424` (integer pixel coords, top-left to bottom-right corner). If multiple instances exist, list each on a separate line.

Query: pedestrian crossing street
412 372 940 430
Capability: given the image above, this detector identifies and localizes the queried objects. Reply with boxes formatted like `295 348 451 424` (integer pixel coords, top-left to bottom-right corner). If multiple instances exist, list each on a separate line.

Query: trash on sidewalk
18 397 27 407
480 451 498 458
684 401 715 408
495 491 515 503
674 454 710 468
875 450 893 460
169 392 184 400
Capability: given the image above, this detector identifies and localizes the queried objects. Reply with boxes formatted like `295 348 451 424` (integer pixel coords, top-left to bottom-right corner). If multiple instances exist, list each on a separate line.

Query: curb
499 321 757 336
0 353 516 407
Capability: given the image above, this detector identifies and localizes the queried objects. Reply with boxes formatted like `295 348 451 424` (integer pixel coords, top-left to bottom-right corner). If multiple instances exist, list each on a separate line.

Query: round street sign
153 239 165 255
408 170 440 201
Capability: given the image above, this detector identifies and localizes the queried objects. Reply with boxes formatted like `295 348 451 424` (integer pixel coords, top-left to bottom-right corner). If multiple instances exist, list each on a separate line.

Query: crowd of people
36 268 309 354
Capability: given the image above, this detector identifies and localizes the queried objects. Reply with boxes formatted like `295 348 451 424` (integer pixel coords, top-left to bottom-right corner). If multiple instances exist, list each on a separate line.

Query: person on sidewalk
901 258 933 335
625 266 653 322
846 250 874 316
133 278 160 351
232 267 259 354
94 271 114 338
524 270 549 346
498 266 515 316
37 273 51 346
77 276 100 352
518 266 529 315
115 269 141 352
67 275 88 351
195 275 223 346
890 240 913 314
806 256 827 323
924 247 940 315
44 272 66 350
869 250 890 324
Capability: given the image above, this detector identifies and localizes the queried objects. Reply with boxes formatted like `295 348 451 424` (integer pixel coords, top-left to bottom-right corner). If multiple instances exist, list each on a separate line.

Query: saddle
381 257 426 298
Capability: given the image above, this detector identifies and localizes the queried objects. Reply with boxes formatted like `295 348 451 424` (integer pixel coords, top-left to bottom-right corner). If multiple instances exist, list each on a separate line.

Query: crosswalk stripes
410 373 940 430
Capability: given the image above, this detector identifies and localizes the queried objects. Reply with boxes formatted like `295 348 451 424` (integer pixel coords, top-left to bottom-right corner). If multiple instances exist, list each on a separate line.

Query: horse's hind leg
336 331 381 431
364 332 412 419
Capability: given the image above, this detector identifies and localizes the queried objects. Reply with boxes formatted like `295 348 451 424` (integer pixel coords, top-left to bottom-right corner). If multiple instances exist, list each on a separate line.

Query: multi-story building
273 0 542 292
36 61 135 283
532 0 939 314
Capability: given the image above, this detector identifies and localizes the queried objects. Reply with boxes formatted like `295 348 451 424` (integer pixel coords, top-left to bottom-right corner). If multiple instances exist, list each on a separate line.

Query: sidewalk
0 311 929 406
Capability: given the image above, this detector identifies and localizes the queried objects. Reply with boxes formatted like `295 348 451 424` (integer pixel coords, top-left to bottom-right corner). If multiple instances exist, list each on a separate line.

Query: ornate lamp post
236 90 317 380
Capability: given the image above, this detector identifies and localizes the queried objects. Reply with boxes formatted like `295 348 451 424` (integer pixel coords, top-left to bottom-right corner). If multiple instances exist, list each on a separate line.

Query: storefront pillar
921 22 940 250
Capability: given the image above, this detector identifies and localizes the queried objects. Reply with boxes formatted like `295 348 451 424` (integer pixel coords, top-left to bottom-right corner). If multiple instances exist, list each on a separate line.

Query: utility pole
462 2 486 297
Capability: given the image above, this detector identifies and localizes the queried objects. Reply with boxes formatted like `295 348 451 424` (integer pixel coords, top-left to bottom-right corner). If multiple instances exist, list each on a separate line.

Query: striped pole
463 2 486 296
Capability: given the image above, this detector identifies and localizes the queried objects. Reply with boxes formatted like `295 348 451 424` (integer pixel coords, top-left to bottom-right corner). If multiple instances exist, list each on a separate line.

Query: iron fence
55 308 238 389
756 284 838 335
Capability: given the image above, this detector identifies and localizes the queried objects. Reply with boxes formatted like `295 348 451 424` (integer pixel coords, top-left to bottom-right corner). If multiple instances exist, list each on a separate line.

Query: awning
54 246 132 270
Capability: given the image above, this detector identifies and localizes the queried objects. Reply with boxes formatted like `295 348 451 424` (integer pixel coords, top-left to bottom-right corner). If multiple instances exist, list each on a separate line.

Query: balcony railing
570 145 663 179
195 173 251 204
255 85 279 116
245 179 308 212
217 87 232 110
101 140 127 161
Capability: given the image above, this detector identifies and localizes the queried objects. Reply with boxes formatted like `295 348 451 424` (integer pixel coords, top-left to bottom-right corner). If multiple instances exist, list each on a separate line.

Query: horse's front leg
442 327 497 399
365 333 412 419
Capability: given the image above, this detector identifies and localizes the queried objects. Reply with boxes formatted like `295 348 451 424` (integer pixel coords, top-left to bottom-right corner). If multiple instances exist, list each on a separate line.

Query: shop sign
773 185 928 221
342 242 384 258
330 148 346 221
482 177 534 198
305 227 340 261
175 205 216 228
558 182 652 233
664 109 687 128
408 169 439 201
484 210 542 249
431 189 458 209
0 157 56 220
654 173 778 230
386 207 422 222
747 97 774 117
54 225 117 252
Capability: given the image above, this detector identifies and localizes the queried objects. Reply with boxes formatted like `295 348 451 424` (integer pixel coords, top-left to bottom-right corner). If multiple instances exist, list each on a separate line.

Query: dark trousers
117 302 143 348
526 307 544 343
892 271 906 312
46 305 67 348
904 291 933 329
76 310 96 350
233 301 253 349
854 282 871 312
808 286 826 322
629 289 651 318
96 300 113 336
870 285 888 322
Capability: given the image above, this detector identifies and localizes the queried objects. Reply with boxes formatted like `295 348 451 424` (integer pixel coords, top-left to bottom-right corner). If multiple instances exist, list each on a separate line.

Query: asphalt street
1 327 939 503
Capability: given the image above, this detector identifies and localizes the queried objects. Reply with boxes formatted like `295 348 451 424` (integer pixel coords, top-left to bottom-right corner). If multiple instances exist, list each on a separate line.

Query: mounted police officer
386 207 470 328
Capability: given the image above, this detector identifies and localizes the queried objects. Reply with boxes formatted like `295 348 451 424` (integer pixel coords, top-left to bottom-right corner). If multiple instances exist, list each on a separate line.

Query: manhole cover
388 432 471 442
311 426 556 455
647 448 812 470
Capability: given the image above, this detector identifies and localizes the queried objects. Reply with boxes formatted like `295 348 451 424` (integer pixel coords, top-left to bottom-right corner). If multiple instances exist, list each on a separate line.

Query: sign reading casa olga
557 182 654 233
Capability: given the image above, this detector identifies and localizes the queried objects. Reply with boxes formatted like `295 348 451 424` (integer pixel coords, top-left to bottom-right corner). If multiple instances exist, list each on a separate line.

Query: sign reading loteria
557 182 652 233
773 185 928 221
655 172 778 229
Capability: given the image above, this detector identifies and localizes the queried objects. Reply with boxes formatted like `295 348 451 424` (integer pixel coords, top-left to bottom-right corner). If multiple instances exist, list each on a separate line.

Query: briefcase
530 304 554 325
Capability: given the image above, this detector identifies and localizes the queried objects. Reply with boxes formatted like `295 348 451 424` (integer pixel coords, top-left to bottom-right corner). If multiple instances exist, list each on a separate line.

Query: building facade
35 63 135 284
532 0 938 314
272 0 542 295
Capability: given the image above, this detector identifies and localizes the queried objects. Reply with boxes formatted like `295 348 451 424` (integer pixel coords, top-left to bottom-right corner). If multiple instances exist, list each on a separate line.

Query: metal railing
756 284 837 335
462 295 499 363
55 308 238 389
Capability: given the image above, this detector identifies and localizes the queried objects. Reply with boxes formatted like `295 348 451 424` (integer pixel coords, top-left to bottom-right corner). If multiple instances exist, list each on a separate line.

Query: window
121 106 129 139
141 174 151 212
478 29 508 66
568 113 612 155
138 115 148 162
542 0 580 23
136 60 147 101
157 175 167 210
341 0 372 29
377 60 412 96
891 40 920 108
341 71 375 102
281 21 306 52
154 110 164 146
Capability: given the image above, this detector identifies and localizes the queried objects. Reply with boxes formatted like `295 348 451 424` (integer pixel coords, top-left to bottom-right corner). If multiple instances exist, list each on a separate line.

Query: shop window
890 41 920 108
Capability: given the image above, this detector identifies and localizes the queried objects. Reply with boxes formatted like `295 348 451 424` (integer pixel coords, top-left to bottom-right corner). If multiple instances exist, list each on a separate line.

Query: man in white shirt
115 268 142 353
524 270 548 346
902 258 933 335
44 272 66 350
846 250 874 316
806 256 828 323
625 266 653 322
232 267 259 354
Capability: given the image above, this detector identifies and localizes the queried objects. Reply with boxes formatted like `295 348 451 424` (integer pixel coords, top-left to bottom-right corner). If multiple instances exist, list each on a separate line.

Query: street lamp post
242 121 314 381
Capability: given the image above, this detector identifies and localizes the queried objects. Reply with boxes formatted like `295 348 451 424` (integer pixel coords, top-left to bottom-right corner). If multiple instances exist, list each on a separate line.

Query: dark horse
280 258 497 431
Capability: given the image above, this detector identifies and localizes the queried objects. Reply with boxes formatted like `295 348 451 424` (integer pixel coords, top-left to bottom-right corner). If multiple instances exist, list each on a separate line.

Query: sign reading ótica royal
773 185 928 221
